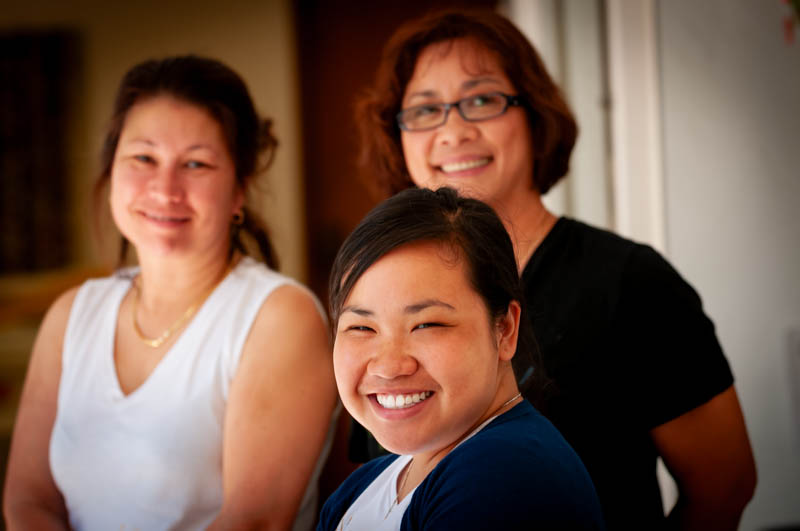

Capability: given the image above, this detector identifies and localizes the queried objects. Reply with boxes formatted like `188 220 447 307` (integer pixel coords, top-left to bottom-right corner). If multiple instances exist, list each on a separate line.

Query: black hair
329 186 547 403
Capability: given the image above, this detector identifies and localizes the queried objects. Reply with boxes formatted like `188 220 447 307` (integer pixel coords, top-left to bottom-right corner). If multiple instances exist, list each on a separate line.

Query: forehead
407 37 510 88
120 96 223 140
345 240 469 302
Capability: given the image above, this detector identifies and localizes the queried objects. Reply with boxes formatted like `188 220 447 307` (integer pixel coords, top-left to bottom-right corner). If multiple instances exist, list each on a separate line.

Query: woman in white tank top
4 56 339 531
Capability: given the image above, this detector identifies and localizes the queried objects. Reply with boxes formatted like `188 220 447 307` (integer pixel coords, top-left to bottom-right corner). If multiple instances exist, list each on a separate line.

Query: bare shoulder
34 286 81 358
251 282 328 338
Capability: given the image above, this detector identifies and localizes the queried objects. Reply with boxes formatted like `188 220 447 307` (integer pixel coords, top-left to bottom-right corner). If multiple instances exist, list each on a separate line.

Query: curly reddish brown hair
356 9 577 197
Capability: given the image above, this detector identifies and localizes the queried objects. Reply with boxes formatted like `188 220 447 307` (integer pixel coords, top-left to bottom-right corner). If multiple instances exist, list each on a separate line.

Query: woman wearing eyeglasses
354 10 756 530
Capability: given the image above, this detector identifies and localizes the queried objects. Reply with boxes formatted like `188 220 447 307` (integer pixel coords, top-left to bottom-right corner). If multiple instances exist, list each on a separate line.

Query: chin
373 435 421 456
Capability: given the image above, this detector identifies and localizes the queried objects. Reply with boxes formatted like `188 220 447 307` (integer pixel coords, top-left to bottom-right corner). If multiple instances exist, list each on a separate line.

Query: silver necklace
384 457 414 519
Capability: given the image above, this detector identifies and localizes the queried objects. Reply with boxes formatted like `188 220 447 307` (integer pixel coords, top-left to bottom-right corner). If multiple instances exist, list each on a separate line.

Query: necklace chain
385 458 414 520
132 262 233 348
499 391 522 410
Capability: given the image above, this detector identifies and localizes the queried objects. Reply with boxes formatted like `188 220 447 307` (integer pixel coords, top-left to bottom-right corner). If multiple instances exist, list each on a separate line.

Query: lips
139 210 190 224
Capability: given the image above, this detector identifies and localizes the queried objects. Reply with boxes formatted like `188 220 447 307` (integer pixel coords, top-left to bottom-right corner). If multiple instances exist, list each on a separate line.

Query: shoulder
40 285 81 339
236 268 330 378
405 404 603 530
234 257 326 325
319 455 399 528
26 284 83 378
523 218 640 295
529 218 695 306
550 218 637 259
440 403 592 484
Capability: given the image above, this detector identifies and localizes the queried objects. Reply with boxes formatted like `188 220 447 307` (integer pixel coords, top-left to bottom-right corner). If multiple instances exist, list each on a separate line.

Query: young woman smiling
320 187 603 530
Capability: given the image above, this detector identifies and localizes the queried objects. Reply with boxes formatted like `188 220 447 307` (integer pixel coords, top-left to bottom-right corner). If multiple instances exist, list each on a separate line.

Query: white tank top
49 257 334 531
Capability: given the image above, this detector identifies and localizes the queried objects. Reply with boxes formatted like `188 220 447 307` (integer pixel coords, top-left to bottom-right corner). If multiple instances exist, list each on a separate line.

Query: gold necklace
131 263 232 348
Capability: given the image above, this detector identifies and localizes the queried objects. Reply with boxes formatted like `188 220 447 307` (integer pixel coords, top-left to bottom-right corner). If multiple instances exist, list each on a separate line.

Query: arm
208 284 338 530
652 385 756 531
318 408 360 505
3 288 77 530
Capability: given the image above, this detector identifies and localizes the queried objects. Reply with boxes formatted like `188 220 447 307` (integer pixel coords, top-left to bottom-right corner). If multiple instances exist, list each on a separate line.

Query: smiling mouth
141 211 189 223
375 391 433 410
438 157 492 174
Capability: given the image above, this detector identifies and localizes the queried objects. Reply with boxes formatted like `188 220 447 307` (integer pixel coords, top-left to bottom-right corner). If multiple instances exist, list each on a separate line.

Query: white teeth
376 391 432 410
440 158 490 173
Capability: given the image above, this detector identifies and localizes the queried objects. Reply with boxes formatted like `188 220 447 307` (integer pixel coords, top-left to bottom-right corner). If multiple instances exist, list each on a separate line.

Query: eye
467 93 501 107
185 160 210 169
133 154 155 164
413 322 445 330
345 325 375 333
407 104 443 119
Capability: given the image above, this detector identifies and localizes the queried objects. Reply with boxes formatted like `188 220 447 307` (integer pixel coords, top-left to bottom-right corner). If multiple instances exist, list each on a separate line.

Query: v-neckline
106 267 232 402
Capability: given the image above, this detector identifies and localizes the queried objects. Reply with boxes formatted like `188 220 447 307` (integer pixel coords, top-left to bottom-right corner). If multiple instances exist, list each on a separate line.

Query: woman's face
109 95 242 260
333 240 518 457
400 38 534 211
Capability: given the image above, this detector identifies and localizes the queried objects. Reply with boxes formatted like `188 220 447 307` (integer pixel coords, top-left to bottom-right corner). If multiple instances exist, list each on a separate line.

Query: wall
0 1 305 513
503 0 613 230
0 0 306 279
658 0 800 528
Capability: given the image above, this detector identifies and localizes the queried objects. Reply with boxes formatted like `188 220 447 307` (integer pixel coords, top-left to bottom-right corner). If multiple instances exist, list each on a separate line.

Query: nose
434 107 479 146
366 338 418 380
147 164 184 203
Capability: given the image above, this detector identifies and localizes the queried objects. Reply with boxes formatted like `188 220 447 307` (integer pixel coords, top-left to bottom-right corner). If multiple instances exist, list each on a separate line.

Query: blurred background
1 0 798 529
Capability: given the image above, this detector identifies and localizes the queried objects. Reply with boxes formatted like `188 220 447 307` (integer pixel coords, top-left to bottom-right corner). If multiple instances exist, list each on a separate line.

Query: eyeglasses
397 92 523 132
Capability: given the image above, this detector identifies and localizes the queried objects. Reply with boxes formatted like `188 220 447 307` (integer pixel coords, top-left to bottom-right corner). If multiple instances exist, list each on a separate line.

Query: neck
492 188 557 273
134 247 234 312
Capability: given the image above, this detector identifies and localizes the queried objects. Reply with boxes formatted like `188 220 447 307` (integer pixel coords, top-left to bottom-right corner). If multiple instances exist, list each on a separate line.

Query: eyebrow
126 138 156 146
404 299 455 314
341 299 455 317
341 305 373 317
122 138 216 153
405 77 503 104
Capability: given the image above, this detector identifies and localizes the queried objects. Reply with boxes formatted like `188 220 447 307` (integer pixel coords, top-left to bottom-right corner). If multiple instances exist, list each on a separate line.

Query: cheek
500 117 533 167
108 174 131 219
401 134 430 183
332 343 358 394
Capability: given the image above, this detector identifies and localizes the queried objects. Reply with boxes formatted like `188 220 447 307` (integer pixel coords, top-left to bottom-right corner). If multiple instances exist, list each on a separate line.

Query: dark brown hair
329 187 547 403
356 9 577 197
94 55 278 268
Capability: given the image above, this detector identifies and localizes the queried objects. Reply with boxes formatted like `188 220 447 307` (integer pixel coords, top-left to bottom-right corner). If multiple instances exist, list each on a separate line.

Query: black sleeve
615 244 733 430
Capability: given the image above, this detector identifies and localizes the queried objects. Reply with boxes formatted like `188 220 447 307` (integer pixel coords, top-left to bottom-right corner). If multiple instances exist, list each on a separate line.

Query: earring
232 210 244 225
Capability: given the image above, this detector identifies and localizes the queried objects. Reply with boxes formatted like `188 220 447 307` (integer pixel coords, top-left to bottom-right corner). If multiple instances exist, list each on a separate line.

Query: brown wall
295 0 497 300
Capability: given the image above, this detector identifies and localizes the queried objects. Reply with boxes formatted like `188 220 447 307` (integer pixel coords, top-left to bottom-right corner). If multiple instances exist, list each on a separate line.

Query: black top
523 218 733 529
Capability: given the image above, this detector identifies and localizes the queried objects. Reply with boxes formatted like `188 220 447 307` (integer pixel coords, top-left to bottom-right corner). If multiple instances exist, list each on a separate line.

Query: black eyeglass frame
396 92 524 132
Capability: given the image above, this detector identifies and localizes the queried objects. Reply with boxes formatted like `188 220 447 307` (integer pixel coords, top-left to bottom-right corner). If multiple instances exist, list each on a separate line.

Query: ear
495 300 521 362
232 182 246 215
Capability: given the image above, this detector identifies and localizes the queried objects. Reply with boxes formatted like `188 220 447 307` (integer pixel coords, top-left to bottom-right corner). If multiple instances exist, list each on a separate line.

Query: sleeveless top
49 257 334 531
